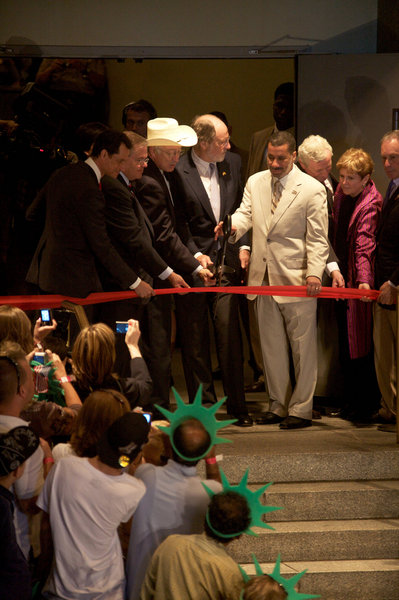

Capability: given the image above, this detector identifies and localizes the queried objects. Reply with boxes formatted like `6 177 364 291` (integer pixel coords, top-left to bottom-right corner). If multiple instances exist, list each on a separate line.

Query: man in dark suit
26 129 153 302
373 130 399 428
246 82 294 180
132 121 214 412
100 131 192 411
174 114 252 426
297 134 345 415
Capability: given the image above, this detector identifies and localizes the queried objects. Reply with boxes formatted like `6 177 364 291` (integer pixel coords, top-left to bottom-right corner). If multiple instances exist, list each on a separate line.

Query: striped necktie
271 179 282 214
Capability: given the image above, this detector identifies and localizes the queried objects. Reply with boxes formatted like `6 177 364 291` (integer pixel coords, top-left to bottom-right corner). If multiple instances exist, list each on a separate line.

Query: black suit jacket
26 162 136 297
100 174 169 289
375 186 399 288
174 150 248 272
134 159 200 274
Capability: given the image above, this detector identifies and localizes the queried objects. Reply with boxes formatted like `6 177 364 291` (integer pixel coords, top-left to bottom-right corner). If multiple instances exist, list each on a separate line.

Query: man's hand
331 270 345 288
359 282 373 303
214 221 237 240
198 268 216 286
239 249 250 271
167 272 190 288
135 281 155 298
377 281 397 305
306 276 322 296
196 254 213 269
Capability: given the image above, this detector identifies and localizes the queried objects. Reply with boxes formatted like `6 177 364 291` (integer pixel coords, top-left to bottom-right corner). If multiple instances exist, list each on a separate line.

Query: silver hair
381 130 399 145
297 135 333 165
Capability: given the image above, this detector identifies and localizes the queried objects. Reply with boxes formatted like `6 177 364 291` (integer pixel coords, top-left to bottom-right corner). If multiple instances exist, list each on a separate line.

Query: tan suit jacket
231 164 329 301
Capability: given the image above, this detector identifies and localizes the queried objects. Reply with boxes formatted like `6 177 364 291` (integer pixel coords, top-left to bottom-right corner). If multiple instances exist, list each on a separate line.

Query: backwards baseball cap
97 412 150 469
0 426 39 477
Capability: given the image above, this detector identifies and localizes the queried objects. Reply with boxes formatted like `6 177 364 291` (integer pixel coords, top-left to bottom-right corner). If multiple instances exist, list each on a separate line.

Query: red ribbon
0 286 380 311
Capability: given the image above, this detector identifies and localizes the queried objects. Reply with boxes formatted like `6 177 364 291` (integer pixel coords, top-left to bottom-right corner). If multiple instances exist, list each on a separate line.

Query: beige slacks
256 294 317 420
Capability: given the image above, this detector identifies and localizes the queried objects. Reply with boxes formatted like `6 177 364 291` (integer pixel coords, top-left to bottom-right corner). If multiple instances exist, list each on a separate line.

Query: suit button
263 258 266 262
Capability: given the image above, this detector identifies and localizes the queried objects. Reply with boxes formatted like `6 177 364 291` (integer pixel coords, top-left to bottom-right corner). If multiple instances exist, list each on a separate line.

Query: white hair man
298 134 344 289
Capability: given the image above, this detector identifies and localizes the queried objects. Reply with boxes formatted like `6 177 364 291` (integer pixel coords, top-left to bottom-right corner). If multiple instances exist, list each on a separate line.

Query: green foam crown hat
202 467 282 537
155 384 236 461
239 553 320 600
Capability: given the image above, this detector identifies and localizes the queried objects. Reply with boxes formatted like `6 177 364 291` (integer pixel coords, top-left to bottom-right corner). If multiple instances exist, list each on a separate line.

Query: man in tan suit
217 131 329 429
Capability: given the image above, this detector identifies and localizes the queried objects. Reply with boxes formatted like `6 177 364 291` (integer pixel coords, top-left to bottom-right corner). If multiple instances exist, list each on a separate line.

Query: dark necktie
383 180 395 210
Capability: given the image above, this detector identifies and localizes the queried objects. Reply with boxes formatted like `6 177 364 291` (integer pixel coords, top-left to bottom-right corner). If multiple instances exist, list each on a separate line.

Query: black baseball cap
97 412 150 469
0 426 40 476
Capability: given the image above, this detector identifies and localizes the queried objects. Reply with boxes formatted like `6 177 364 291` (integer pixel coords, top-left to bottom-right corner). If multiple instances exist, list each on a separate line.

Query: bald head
172 418 211 464
192 114 230 163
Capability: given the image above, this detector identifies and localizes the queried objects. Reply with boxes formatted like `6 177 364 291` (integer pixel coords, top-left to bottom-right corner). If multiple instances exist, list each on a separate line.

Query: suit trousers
373 303 396 417
256 294 317 420
175 284 247 416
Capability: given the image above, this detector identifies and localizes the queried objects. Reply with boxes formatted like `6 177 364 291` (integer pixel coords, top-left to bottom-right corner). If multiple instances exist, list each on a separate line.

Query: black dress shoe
232 414 253 427
279 416 312 429
244 380 265 393
255 412 284 425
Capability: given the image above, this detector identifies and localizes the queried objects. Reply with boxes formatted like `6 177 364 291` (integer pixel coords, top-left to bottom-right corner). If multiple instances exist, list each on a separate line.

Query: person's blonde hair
70 389 130 457
336 148 374 179
0 305 34 354
72 323 116 388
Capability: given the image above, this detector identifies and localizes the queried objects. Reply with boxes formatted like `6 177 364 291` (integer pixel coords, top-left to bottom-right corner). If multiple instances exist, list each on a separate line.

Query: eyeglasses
0 355 21 392
135 158 149 166
158 148 183 159
214 137 230 148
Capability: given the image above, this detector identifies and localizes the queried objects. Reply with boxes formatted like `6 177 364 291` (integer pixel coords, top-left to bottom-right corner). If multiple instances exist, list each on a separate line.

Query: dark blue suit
174 150 249 416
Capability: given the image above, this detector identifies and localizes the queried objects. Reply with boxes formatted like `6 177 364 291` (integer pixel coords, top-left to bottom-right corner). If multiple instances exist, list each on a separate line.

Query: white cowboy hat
146 117 197 147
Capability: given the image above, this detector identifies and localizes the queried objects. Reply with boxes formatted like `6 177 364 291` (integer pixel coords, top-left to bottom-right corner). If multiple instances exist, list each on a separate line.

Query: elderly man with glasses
173 114 252 426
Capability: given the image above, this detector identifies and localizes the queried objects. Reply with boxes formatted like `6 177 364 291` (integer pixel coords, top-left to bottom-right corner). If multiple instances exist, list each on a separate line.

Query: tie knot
274 179 282 194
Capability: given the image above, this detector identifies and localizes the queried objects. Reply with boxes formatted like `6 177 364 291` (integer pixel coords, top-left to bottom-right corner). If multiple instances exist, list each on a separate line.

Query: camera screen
41 309 51 323
115 321 129 334
143 413 152 423
34 353 45 364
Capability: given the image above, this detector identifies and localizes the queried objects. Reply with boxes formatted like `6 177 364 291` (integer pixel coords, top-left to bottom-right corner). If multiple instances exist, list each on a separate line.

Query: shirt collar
192 149 215 177
167 458 198 476
272 165 294 189
85 157 102 183
119 171 130 186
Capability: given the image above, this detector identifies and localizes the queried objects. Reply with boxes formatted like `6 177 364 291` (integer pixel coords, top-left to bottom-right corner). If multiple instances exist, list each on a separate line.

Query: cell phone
142 412 152 424
34 352 45 364
115 321 129 334
40 309 52 326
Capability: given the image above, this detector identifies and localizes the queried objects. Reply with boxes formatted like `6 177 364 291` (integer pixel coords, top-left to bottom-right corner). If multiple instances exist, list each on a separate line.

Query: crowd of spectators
0 71 398 598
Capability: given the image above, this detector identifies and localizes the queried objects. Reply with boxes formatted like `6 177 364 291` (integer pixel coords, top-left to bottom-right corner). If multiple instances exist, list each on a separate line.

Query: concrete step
214 423 399 482
239 559 399 600
262 480 399 521
228 519 399 562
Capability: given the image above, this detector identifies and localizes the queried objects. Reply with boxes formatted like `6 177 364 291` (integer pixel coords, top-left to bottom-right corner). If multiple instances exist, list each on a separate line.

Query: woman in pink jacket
332 148 382 422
